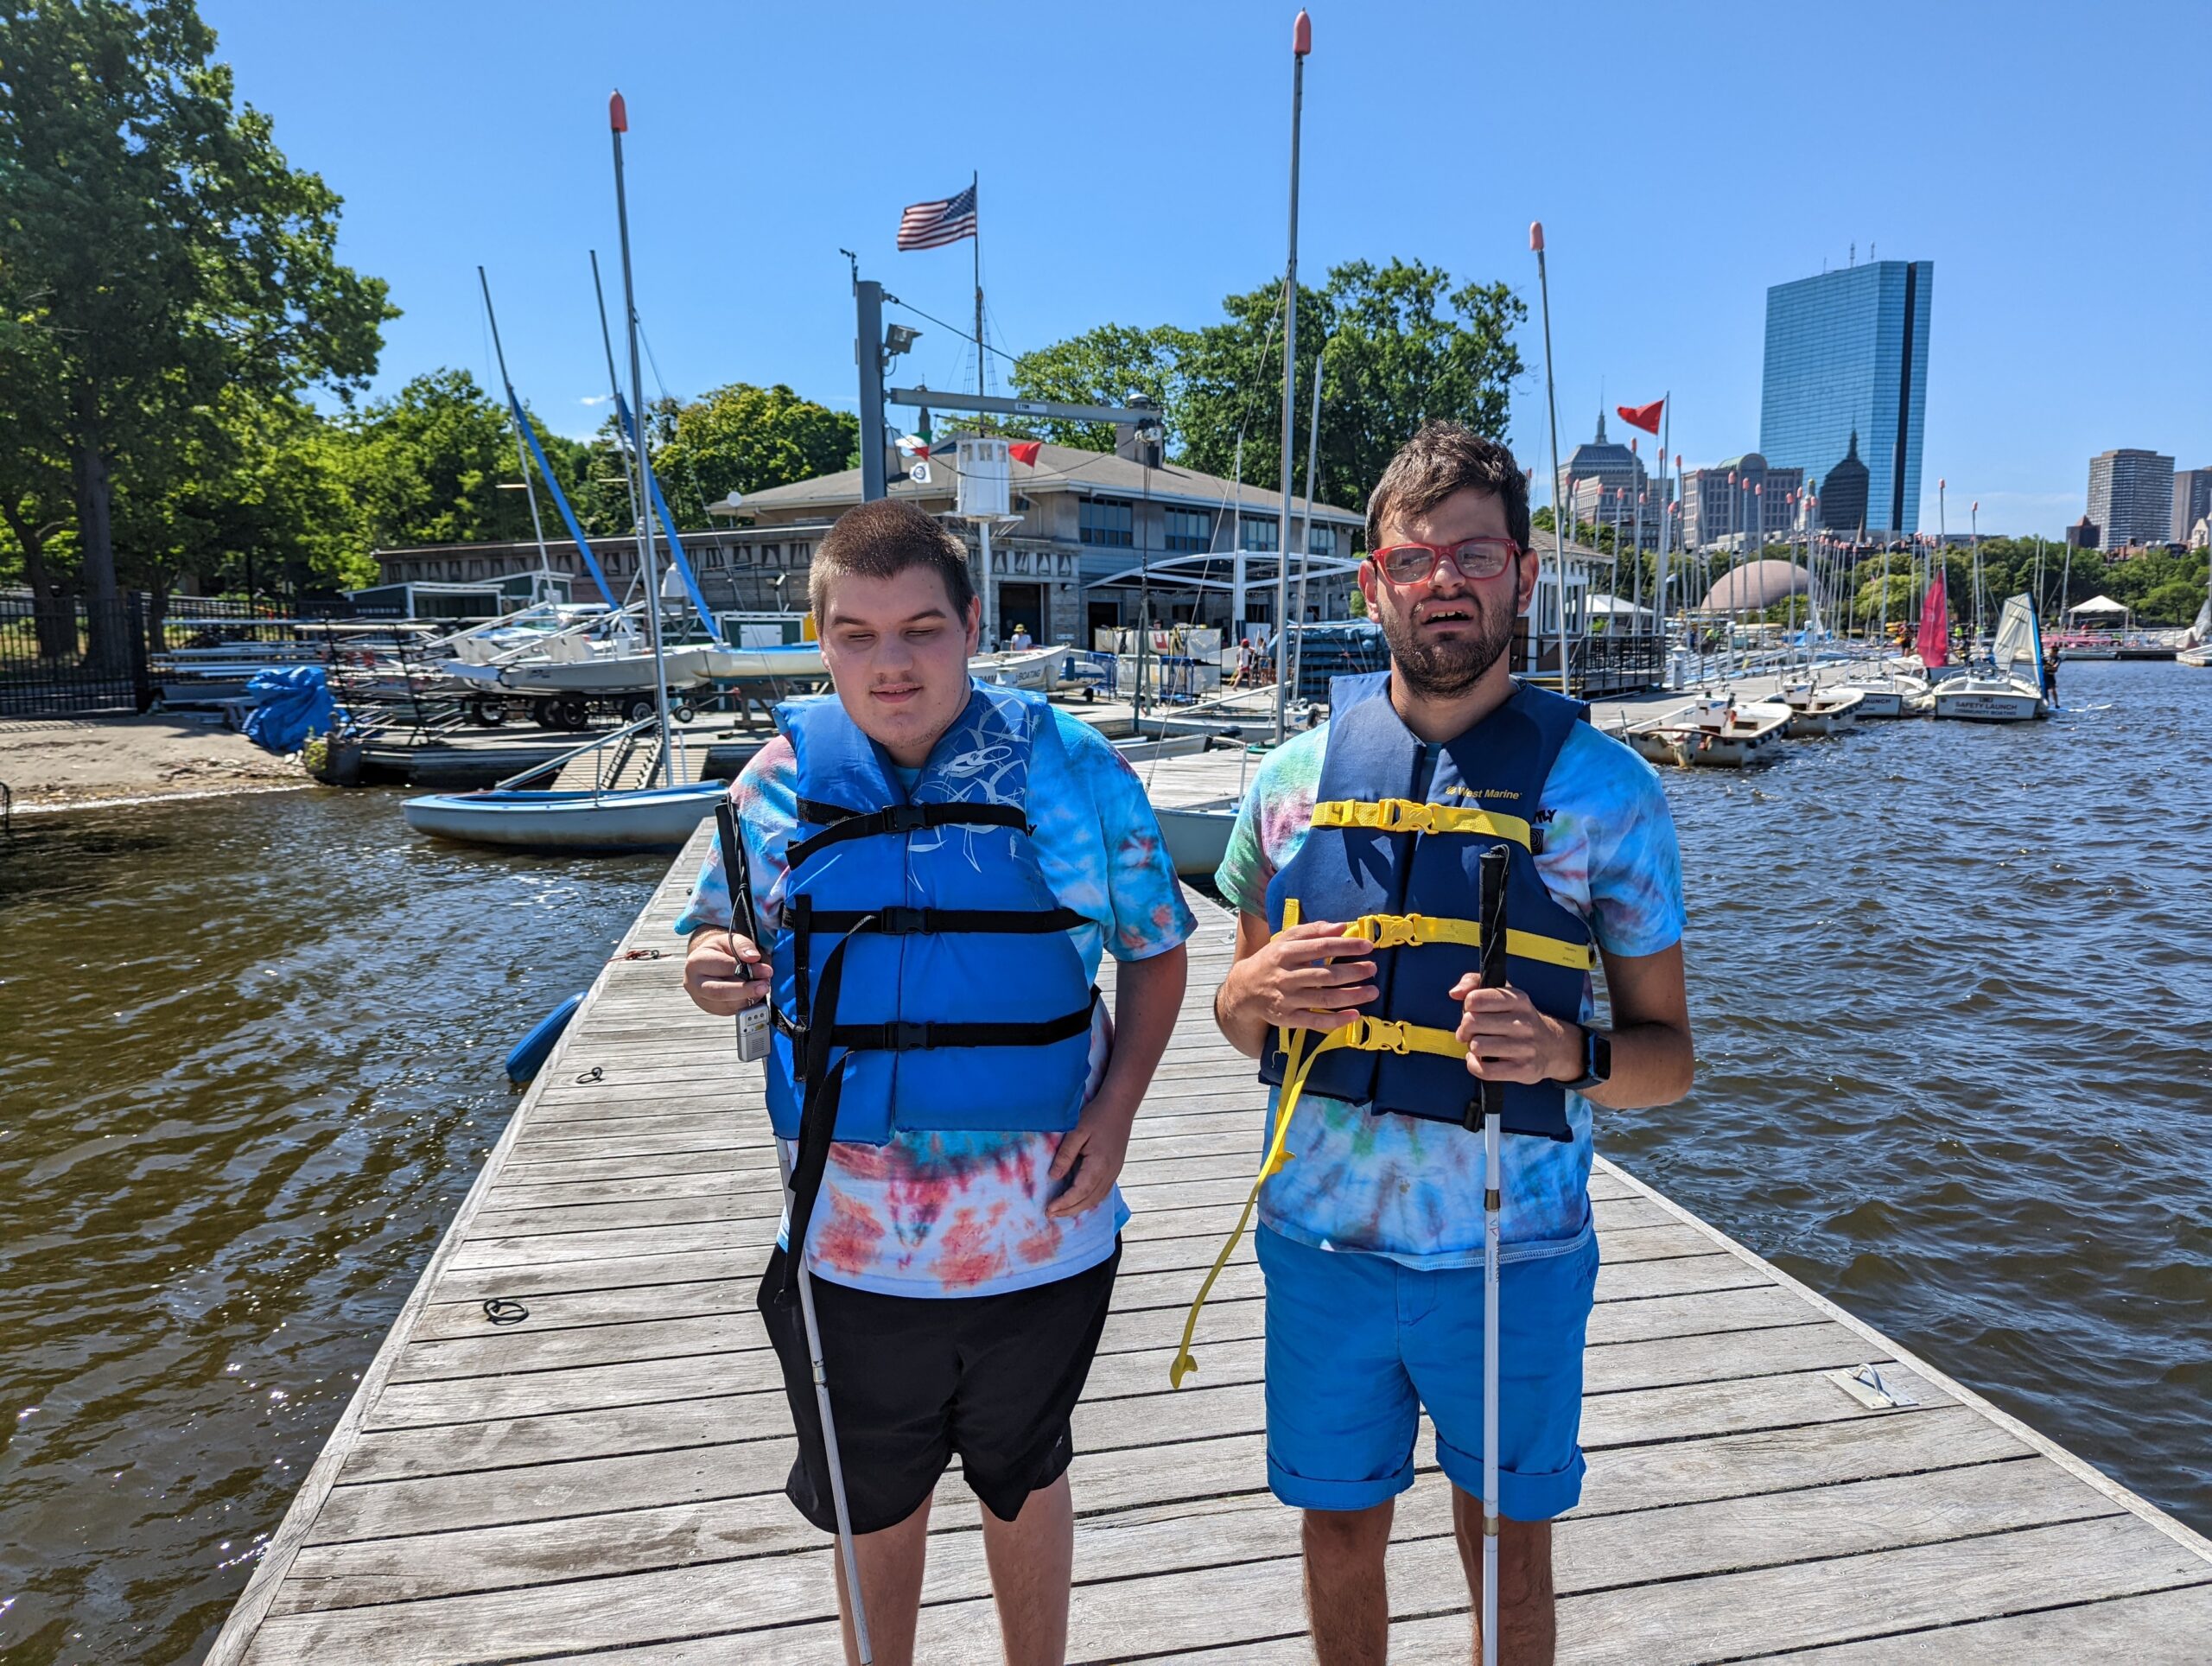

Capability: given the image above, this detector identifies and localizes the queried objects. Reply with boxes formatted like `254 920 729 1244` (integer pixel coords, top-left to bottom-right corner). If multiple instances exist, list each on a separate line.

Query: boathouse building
368 442 1368 646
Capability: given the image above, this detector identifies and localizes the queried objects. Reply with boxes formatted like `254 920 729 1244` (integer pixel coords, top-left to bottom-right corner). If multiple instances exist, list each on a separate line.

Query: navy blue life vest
765 681 1098 1154
1259 671 1595 1141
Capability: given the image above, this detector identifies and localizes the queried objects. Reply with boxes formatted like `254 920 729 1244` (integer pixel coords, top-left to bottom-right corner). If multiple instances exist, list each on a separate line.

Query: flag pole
972 171 997 651
1531 222 1570 693
1274 9 1312 747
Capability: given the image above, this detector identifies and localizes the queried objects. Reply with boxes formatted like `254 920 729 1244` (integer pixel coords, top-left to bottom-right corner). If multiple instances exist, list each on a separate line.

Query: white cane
716 804 873 1663
778 1136 874 1664
1475 844 1511 1666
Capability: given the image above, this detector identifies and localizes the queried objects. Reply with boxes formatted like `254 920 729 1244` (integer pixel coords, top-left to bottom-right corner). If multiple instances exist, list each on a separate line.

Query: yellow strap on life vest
1341 910 1598 973
1171 904 1478 1389
1313 798 1533 849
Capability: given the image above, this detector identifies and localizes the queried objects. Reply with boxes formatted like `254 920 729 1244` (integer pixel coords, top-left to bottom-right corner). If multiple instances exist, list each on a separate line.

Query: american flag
897 182 977 251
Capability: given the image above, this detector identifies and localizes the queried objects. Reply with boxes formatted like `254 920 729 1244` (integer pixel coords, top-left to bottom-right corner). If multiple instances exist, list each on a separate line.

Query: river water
0 659 2206 1663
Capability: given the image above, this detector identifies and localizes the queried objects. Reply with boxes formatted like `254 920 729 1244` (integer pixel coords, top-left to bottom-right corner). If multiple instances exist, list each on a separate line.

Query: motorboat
1776 682 1866 737
401 778 728 851
498 645 715 694
969 645 1071 690
1623 696 1789 768
1930 595 2047 722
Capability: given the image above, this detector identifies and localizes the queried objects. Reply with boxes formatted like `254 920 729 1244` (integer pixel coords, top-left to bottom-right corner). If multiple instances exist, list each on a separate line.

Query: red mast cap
1293 10 1311 54
1529 220 1545 251
609 91 628 131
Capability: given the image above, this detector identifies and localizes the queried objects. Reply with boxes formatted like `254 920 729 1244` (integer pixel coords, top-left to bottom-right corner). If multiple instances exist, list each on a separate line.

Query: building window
1307 525 1338 558
1164 508 1212 553
1240 517 1279 550
1080 497 1134 547
467 559 485 579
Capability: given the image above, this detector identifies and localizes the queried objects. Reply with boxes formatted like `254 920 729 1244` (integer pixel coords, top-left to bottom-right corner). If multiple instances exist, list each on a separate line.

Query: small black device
713 801 772 1064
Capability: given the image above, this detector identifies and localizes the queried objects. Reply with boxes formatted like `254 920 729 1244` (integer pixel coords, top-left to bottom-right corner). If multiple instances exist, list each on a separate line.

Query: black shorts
759 1242 1121 1535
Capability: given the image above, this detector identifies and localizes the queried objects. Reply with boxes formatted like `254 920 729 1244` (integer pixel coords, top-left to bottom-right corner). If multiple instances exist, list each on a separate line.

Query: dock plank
210 817 2212 1664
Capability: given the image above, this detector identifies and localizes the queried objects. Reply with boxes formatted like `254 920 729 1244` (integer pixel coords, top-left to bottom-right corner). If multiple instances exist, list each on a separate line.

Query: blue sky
207 0 2209 537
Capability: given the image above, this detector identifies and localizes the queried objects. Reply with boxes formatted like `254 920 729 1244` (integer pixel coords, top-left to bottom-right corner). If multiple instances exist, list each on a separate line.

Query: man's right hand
684 928 769 1016
1215 918 1378 1057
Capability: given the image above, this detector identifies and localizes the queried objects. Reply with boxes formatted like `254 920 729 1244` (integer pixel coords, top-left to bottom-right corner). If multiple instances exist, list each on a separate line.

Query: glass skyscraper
1760 261 1933 535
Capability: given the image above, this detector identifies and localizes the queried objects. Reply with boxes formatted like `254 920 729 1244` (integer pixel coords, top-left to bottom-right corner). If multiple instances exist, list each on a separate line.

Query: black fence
1571 630 1666 696
0 592 153 718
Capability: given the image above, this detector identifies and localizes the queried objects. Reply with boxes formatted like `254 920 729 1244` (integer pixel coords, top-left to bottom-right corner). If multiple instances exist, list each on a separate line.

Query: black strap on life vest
773 893 1099 1298
787 799 1030 868
802 904 1089 937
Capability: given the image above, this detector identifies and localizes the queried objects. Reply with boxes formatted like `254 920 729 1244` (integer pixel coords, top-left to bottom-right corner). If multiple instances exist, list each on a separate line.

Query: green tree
340 369 582 550
1007 325 1192 453
1013 258 1524 528
0 0 393 658
650 383 859 528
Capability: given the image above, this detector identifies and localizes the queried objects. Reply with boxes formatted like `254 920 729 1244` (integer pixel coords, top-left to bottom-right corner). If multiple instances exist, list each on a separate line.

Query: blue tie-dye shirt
677 700 1195 1299
1215 713 1685 1268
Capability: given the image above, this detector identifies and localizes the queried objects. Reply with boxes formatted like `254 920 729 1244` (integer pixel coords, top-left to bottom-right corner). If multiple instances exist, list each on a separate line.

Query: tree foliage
649 383 859 529
1010 258 1526 525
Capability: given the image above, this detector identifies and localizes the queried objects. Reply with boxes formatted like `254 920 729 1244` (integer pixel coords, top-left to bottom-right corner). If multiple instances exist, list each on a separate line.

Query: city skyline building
2086 448 2176 550
1759 259 1933 536
1562 412 1668 550
1679 454 1804 551
2172 466 2212 544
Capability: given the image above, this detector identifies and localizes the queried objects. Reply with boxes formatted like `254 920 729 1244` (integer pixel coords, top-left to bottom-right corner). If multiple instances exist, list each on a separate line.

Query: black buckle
884 805 929 834
876 906 927 936
885 1021 932 1051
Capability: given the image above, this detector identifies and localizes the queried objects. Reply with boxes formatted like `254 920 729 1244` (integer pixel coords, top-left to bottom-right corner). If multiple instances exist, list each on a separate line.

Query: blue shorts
1256 1224 1599 1521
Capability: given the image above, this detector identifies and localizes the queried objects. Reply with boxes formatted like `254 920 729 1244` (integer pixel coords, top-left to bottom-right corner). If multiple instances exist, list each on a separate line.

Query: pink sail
1916 565 1951 668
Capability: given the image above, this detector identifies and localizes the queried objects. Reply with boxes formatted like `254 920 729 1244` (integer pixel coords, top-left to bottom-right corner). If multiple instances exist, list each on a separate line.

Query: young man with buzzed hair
1212 423 1694 1664
680 499 1192 1665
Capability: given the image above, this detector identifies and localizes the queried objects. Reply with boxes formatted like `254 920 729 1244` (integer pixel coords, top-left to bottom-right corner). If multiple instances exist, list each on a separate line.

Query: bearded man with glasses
1211 422 1694 1664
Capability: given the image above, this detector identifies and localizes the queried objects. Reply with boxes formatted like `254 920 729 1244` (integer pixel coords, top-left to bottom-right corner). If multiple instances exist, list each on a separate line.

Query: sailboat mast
1273 10 1311 747
479 268 553 579
589 250 645 541
608 91 677 788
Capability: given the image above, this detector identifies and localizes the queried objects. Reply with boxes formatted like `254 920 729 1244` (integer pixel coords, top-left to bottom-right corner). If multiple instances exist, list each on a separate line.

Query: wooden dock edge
201 936 632 1665
1598 1154 2212 1567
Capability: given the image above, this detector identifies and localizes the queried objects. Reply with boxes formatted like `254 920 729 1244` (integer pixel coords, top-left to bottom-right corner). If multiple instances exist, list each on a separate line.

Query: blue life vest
764 680 1098 1151
1259 671 1596 1141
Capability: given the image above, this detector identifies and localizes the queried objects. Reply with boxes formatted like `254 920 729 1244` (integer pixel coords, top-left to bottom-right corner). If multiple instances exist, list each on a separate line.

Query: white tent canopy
2066 595 2131 617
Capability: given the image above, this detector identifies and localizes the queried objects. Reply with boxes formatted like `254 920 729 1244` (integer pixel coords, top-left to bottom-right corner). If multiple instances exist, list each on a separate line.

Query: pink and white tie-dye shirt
1216 715 1685 1269
677 706 1195 1298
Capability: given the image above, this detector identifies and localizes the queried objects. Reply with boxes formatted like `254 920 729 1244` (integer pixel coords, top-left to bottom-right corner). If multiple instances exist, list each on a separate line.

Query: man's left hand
1449 974 1580 1085
1046 1101 1135 1218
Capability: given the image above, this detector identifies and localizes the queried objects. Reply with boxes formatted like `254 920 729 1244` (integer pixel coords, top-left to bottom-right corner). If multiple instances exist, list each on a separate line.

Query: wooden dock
209 823 2212 1663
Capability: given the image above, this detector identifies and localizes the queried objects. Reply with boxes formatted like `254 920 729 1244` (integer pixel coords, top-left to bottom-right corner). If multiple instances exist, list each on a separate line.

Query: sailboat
402 94 730 853
1931 594 2047 722
2178 582 2212 669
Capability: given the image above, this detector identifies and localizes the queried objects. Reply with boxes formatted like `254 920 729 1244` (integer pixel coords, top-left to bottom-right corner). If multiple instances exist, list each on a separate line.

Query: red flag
1008 441 1042 467
1616 399 1663 436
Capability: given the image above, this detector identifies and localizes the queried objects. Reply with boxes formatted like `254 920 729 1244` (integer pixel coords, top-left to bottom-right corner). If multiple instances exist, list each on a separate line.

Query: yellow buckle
1349 912 1420 949
1373 800 1438 835
1350 1015 1414 1053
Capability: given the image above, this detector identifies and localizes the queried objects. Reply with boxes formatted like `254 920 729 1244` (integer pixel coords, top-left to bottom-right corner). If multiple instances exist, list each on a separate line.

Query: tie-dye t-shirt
1215 712 1684 1269
677 703 1195 1299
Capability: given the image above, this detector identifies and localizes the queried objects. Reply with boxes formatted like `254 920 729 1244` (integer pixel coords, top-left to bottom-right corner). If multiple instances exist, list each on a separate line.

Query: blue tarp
243 664 335 755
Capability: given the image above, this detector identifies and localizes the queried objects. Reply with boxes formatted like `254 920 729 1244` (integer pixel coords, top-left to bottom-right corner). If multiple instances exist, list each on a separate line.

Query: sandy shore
0 715 310 811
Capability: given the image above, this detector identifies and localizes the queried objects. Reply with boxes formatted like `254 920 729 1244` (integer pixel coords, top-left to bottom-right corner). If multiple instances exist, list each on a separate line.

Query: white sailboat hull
1930 678 2044 722
499 647 715 694
1156 797 1241 877
970 645 1070 690
1779 688 1866 737
401 780 728 851
1625 703 1789 768
701 643 828 681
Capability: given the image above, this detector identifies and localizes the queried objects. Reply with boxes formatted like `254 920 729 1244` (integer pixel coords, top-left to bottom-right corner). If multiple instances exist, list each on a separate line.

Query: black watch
1562 1025 1611 1091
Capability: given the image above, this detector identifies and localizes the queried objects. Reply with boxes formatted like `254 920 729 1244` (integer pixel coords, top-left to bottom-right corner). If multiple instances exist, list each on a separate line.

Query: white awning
2066 595 2130 616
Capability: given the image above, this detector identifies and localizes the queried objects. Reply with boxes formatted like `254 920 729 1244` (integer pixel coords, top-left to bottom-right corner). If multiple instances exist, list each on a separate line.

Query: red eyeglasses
1368 537 1522 586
